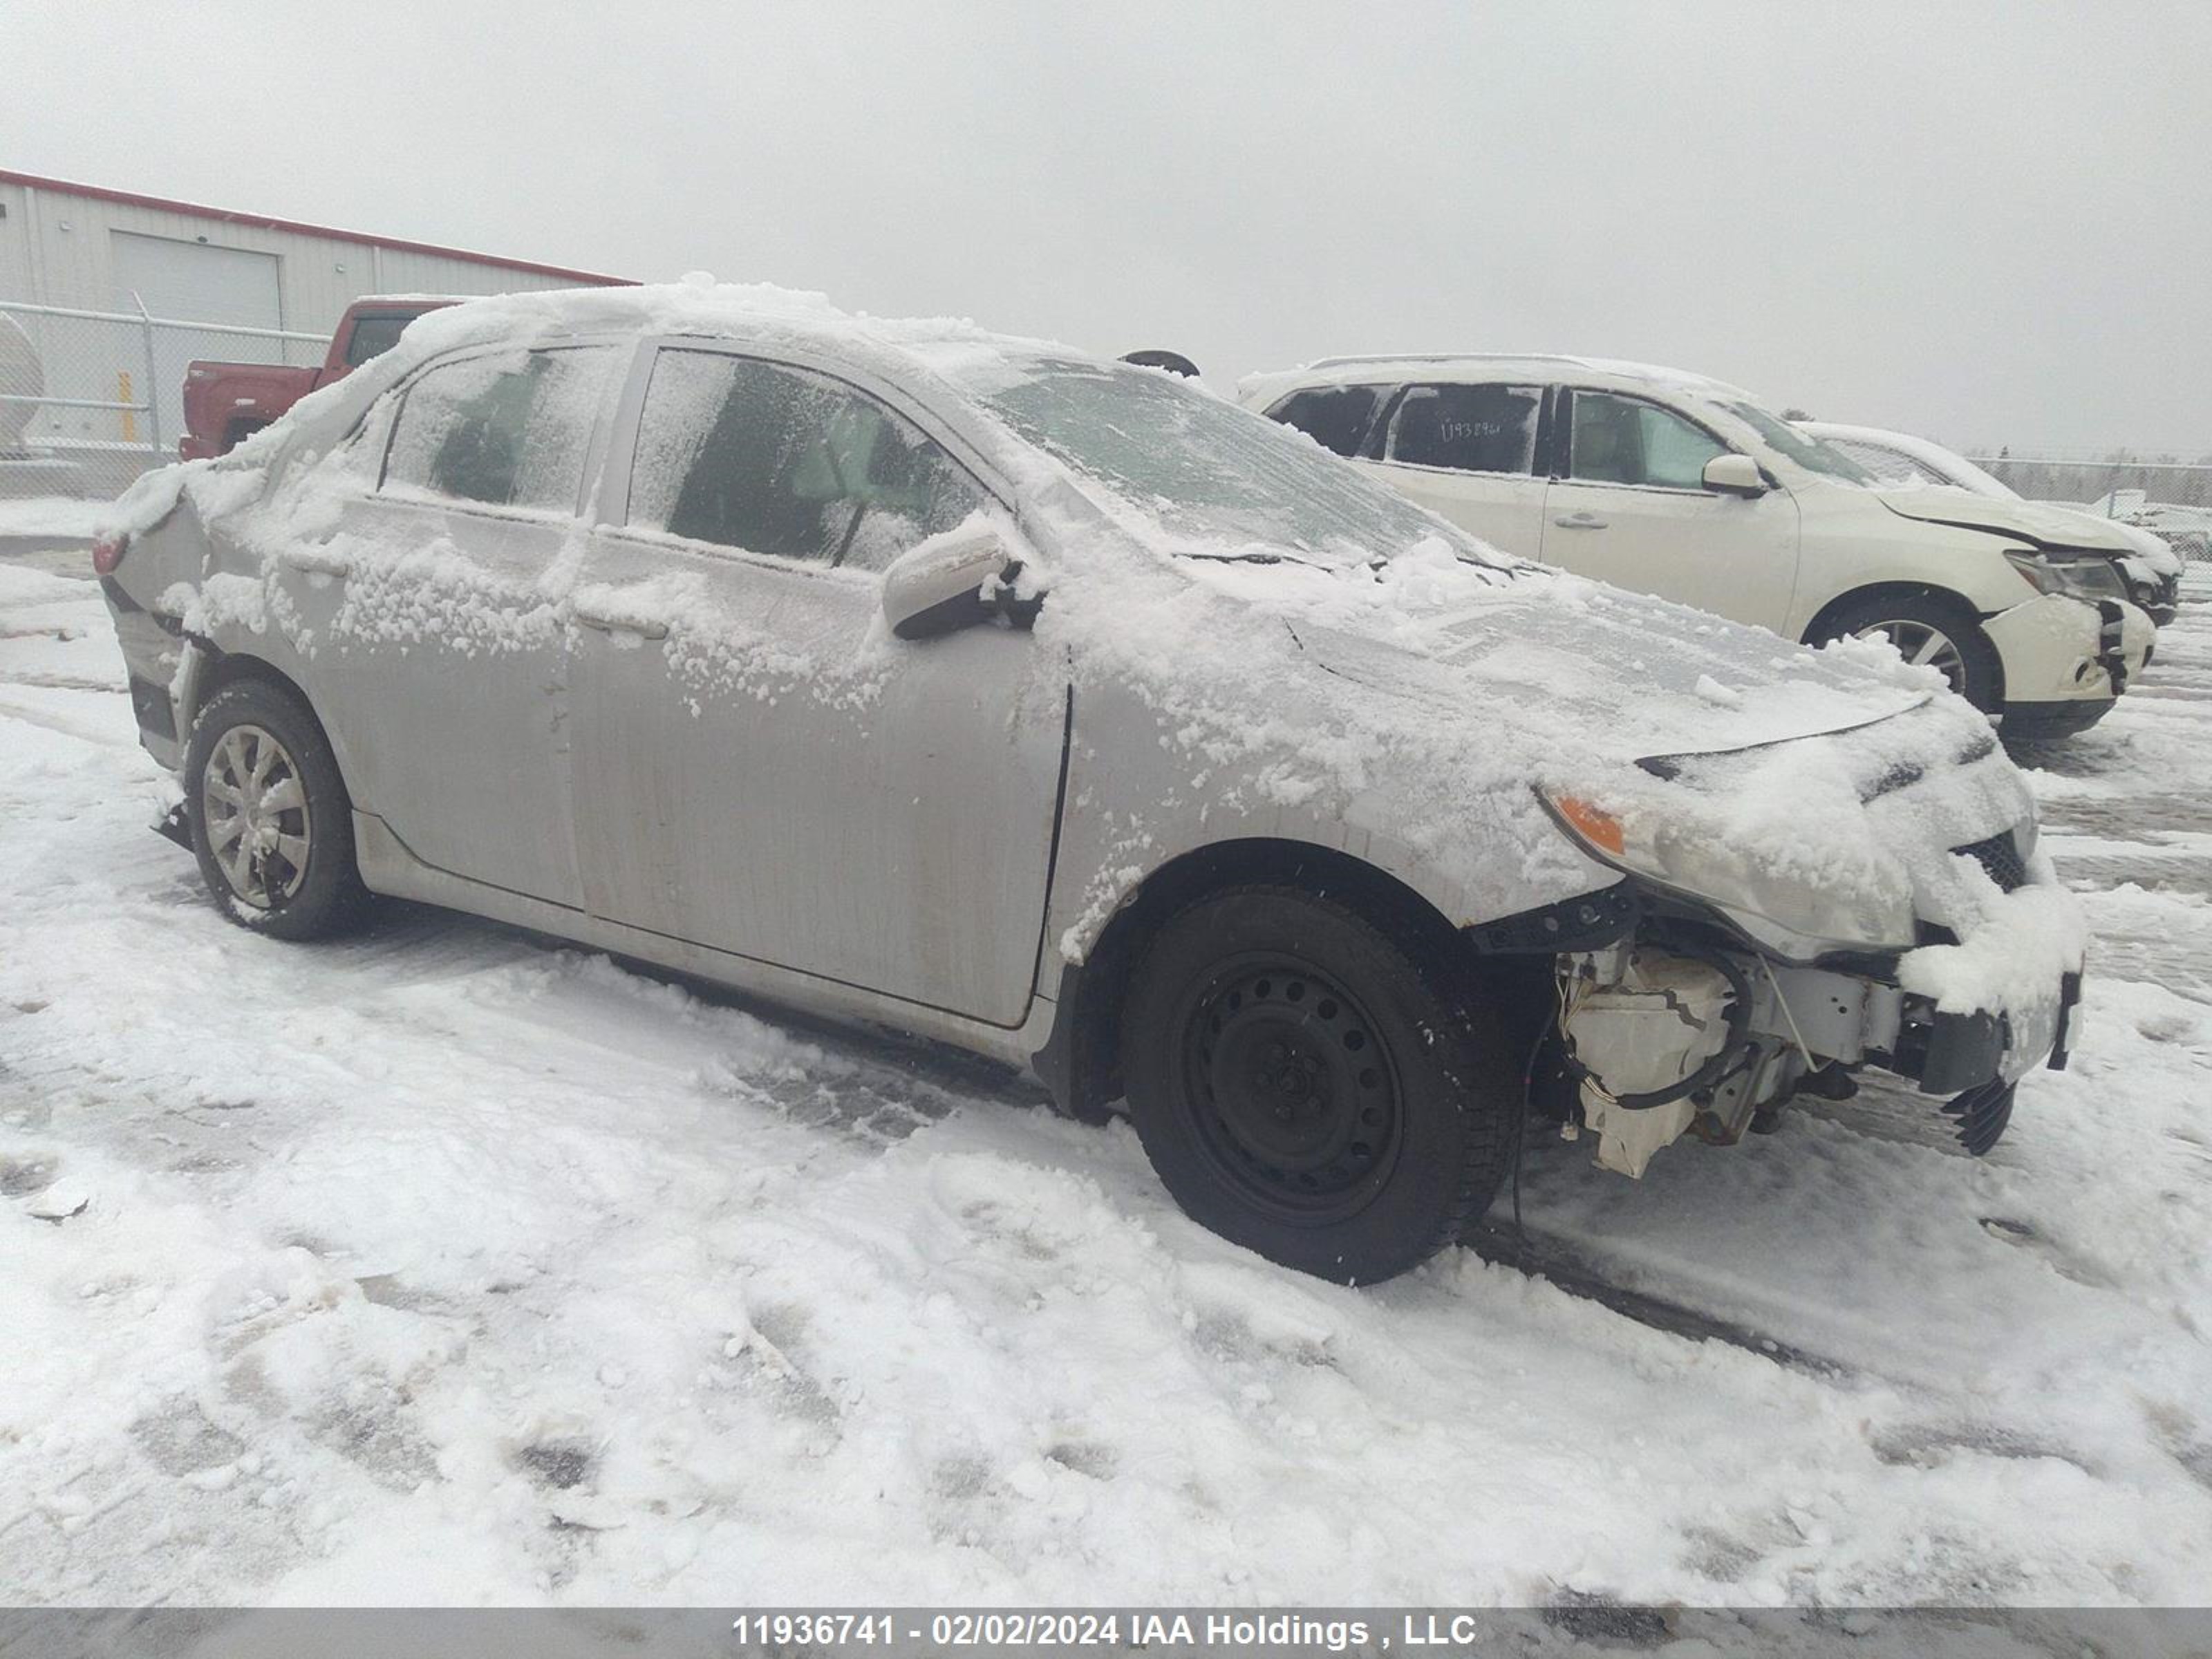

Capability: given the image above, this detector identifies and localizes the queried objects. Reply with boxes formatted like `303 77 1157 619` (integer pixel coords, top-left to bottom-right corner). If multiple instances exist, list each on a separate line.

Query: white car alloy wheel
200 722 313 909
1853 618 1968 695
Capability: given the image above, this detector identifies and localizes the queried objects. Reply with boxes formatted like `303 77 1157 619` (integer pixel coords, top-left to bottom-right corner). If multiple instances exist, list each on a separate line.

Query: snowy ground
3 550 2210 1609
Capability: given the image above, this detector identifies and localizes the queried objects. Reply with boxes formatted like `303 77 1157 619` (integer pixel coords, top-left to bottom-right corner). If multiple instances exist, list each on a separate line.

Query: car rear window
343 313 418 367
1265 384 1386 458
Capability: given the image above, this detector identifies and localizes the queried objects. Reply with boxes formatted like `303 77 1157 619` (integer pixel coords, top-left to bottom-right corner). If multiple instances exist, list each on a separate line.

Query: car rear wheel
1119 885 1516 1284
1814 592 2002 713
184 679 369 940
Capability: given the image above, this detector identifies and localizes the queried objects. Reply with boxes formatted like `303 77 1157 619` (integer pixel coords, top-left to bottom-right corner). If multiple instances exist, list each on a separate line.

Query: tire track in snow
0 691 135 747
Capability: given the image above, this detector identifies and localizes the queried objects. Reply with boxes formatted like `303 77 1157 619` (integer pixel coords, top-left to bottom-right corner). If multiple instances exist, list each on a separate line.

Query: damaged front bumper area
1512 701 2090 1179
1472 862 2084 1178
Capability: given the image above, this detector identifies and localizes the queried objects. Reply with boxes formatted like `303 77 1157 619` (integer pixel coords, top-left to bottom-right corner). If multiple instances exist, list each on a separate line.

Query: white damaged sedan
91 283 2086 1283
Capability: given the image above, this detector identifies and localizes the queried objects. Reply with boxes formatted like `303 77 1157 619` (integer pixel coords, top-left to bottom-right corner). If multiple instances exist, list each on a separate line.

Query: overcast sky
6 1 2206 452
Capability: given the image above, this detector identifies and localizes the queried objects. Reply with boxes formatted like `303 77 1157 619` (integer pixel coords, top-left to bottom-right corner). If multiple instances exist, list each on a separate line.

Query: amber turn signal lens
1553 794 1626 856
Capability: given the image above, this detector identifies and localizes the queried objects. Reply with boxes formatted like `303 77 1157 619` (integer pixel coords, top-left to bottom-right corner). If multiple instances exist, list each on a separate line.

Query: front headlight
2004 550 2126 603
1544 791 1917 950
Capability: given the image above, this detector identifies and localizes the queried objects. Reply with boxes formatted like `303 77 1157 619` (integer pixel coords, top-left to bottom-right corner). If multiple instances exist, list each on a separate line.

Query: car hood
1273 563 2034 953
1236 559 1936 765
1877 486 2139 554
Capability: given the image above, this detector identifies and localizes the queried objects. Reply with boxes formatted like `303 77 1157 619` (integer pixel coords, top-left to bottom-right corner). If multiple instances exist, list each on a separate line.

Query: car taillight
92 534 128 575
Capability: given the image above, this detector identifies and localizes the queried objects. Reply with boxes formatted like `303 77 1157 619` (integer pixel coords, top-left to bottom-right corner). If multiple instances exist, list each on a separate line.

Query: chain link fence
1 298 328 500
1965 452 2212 512
1966 451 2212 580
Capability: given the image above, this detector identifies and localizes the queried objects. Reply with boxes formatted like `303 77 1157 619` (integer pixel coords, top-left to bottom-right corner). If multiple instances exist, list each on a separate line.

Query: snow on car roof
387 276 1053 373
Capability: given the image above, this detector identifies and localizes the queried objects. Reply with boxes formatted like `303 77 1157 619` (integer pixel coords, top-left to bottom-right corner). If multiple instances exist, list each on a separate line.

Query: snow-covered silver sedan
93 284 2086 1283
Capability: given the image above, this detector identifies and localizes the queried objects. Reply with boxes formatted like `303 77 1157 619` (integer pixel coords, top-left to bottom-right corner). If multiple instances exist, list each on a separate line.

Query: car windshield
1718 399 1881 485
972 357 1510 568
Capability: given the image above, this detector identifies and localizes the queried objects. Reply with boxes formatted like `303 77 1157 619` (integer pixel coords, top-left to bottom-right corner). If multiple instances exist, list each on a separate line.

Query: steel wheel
1854 618 1968 694
200 722 312 910
1122 885 1517 1283
1175 953 1403 1226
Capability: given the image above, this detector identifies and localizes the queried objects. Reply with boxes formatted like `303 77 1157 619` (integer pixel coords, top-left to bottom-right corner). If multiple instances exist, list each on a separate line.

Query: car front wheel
1119 885 1517 1284
1813 592 2002 713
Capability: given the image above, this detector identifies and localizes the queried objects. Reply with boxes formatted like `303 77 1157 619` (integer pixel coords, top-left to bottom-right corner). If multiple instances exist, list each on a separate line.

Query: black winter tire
1119 885 1517 1284
183 678 370 941
1810 591 2003 713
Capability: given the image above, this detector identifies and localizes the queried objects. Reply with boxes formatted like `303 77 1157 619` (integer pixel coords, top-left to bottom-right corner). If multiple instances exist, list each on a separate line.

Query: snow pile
8 532 2212 1608
1899 874 2088 1032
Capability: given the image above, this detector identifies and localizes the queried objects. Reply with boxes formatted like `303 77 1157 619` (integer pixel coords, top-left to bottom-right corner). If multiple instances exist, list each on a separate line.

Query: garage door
111 232 285 452
111 232 282 329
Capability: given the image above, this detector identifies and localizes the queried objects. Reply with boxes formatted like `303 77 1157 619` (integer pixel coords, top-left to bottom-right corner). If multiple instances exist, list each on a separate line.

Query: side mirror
1703 453 1769 498
882 523 1020 641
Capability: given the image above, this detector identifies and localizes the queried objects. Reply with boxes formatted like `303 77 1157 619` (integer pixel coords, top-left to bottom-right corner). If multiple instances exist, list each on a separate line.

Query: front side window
1382 383 1541 475
1266 384 1385 458
383 346 616 511
627 351 984 569
1567 391 1728 490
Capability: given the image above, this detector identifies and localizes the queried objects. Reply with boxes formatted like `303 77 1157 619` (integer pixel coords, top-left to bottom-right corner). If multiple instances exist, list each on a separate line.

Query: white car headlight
1544 792 1917 950
2003 550 2126 603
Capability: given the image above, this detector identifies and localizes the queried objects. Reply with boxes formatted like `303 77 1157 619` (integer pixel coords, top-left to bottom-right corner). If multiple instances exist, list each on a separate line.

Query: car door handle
574 610 668 640
1551 512 1609 530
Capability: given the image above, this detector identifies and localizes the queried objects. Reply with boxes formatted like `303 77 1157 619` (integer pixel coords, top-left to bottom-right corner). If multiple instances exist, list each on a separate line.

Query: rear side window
627 350 984 569
1266 384 1385 458
343 313 418 367
383 346 616 511
1566 390 1727 490
1381 383 1541 475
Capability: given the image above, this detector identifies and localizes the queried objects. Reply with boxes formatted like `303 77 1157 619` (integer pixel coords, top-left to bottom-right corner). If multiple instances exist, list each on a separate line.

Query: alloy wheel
1855 618 1968 695
200 723 312 910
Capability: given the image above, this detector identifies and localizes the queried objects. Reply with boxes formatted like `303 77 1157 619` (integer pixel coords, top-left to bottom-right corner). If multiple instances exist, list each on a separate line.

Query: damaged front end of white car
1487 701 2086 1178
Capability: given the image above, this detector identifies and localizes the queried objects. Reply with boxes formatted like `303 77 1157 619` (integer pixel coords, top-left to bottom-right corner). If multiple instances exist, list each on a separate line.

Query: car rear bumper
97 575 191 769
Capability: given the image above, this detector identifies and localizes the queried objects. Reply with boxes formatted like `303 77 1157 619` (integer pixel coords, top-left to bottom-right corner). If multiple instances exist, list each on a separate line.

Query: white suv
1243 356 2151 739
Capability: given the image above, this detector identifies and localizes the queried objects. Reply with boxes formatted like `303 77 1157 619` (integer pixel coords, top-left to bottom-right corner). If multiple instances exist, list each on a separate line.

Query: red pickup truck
179 296 453 460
